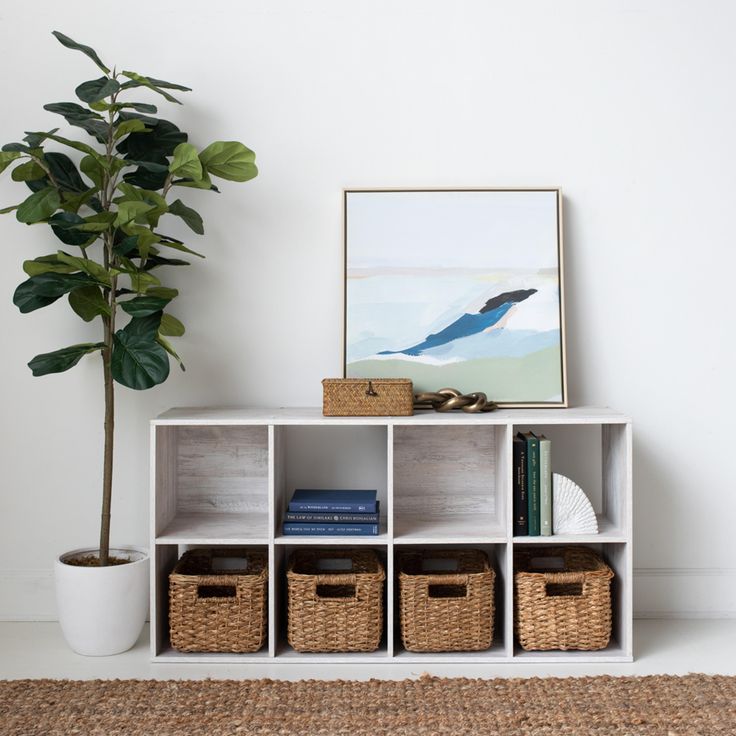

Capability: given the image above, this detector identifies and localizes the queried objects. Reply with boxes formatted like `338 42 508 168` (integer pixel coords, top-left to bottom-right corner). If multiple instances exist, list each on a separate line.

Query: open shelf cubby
150 406 632 663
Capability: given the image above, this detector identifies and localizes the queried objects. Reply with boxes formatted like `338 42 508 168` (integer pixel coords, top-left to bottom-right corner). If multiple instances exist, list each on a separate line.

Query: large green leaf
71 212 116 232
199 141 257 182
59 187 100 215
117 102 158 114
115 201 155 227
51 31 110 74
49 212 96 246
75 77 120 104
13 272 92 312
28 341 105 376
0 151 21 174
23 129 58 148
122 163 168 191
123 159 169 173
123 311 163 338
169 143 202 180
119 119 186 160
167 199 204 235
159 313 185 336
119 71 190 104
25 178 51 194
68 285 110 321
120 295 171 317
145 77 192 92
56 252 114 285
172 166 219 191
44 102 94 118
80 155 104 189
142 255 189 269
67 116 109 143
128 270 161 292
2 142 40 154
120 225 160 258
112 234 140 257
154 234 205 258
112 331 170 390
23 254 77 276
114 119 150 140
157 334 185 371
44 152 88 193
43 103 108 142
16 188 61 223
115 110 159 127
11 161 46 182
24 131 103 162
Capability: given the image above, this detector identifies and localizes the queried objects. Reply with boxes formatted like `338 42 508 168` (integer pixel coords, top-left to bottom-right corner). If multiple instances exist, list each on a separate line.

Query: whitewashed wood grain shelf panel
150 406 633 664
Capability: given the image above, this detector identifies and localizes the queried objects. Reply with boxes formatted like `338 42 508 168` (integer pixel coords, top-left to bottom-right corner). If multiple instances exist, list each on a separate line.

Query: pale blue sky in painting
346 190 559 270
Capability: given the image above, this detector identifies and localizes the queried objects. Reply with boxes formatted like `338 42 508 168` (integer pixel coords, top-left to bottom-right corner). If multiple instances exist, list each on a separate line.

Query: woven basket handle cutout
542 571 588 598
315 583 357 600
424 573 471 599
428 582 468 599
196 583 237 599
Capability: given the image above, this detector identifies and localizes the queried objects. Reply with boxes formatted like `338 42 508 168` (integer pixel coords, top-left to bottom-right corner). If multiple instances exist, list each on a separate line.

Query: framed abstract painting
343 189 567 407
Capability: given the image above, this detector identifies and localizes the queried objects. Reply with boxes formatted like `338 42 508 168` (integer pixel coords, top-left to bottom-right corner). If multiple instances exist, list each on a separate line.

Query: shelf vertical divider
269 424 287 658
386 422 394 657
149 422 158 659
267 424 276 657
150 424 178 660
502 421 515 660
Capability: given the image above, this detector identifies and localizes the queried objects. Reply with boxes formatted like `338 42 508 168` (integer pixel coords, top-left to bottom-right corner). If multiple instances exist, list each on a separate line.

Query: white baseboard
633 567 736 619
2 567 736 621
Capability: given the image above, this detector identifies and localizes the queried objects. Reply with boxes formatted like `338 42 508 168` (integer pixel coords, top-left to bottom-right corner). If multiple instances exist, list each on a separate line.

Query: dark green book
538 434 552 536
519 431 540 536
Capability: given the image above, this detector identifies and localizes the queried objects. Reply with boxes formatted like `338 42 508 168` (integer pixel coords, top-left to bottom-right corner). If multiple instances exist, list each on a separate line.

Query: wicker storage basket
287 548 385 652
514 546 613 651
398 549 495 652
169 548 268 653
322 378 413 416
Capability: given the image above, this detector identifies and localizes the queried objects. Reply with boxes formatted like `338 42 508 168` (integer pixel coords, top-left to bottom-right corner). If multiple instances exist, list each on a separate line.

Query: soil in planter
64 554 131 567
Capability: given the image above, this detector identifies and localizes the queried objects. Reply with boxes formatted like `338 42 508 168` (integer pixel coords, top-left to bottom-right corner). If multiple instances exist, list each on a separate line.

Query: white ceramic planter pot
54 546 149 656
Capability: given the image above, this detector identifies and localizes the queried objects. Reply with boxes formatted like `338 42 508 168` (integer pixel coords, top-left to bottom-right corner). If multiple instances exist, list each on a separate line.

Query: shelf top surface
153 405 630 426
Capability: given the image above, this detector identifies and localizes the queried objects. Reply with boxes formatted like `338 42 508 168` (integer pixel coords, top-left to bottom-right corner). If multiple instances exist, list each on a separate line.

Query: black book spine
513 436 529 535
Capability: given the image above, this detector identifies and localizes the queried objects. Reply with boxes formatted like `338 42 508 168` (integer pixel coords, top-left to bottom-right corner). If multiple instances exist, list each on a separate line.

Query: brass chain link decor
413 387 497 413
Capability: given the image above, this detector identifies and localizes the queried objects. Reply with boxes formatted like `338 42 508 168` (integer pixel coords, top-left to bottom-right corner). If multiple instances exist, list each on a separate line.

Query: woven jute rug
1 674 735 735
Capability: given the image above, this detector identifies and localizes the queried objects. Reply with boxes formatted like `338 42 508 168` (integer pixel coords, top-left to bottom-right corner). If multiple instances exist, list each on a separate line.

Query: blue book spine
284 510 380 524
288 489 378 513
281 523 379 536
288 502 378 512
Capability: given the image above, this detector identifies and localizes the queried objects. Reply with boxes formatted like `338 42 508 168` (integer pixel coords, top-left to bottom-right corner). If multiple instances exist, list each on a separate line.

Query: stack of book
513 432 552 537
282 489 380 536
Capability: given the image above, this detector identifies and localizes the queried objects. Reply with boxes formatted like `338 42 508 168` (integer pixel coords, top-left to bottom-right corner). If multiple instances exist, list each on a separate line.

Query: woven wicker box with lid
322 378 413 416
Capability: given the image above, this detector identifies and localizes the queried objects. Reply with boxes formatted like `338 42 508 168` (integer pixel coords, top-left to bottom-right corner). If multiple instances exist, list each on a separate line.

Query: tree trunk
99 315 115 566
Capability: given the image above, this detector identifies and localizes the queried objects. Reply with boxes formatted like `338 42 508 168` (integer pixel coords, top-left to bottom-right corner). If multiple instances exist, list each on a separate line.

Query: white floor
1 620 735 680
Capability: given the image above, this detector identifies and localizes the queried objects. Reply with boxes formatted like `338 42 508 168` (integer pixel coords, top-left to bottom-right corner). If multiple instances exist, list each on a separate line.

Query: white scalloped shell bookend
552 473 598 535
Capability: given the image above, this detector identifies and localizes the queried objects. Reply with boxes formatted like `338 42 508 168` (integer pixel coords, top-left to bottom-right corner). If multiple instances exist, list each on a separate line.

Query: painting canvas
344 189 566 406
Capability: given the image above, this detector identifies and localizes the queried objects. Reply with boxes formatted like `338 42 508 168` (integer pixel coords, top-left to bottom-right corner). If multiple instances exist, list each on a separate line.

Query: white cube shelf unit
150 406 632 663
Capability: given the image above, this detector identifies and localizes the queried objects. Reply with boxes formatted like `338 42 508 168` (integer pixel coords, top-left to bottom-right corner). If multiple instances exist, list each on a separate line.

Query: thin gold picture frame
342 188 567 409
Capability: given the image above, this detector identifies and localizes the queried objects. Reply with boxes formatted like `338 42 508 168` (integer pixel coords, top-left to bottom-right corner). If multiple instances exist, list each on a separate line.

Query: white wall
1 0 734 620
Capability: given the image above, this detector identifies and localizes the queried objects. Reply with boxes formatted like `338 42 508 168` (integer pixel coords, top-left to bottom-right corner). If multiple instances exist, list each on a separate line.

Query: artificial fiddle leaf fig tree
0 32 258 566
